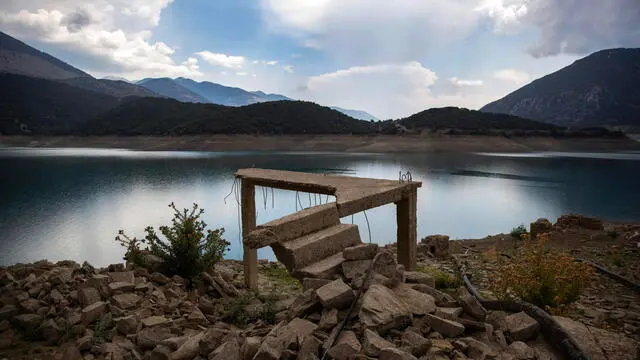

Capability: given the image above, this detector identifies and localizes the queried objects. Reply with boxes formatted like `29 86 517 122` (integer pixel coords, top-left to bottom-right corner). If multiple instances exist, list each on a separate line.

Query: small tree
116 202 230 283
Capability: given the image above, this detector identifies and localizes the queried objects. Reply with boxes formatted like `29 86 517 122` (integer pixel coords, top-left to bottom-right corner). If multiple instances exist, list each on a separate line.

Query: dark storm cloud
61 8 92 32
525 0 640 57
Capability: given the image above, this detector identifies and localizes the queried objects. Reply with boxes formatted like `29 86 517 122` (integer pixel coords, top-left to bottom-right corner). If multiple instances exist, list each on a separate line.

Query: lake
1 148 639 267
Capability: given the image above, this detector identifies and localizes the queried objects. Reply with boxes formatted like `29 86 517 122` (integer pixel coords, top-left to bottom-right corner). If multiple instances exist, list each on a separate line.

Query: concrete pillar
396 188 417 271
241 179 258 290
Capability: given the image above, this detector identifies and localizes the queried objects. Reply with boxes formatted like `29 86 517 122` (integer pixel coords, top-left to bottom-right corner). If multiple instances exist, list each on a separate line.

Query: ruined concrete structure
235 168 422 289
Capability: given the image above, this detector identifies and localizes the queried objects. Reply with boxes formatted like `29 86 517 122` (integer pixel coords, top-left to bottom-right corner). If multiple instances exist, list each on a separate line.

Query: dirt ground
2 134 640 153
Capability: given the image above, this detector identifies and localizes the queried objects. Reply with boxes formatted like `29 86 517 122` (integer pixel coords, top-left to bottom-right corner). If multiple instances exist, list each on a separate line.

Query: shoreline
2 134 640 153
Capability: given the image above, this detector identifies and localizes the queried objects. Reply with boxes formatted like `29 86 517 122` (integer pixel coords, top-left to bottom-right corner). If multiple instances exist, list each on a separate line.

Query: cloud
283 65 294 73
449 77 483 87
0 0 202 79
236 72 248 76
478 0 640 56
493 69 530 84
299 62 437 119
195 51 246 69
260 0 482 63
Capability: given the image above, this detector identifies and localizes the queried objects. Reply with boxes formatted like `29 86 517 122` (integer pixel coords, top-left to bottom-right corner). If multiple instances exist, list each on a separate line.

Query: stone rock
171 331 205 360
404 272 435 288
422 314 465 338
108 271 135 284
111 293 140 309
363 328 396 357
289 289 321 318
393 284 436 315
371 250 398 278
319 308 338 330
379 348 419 360
49 267 74 285
315 279 355 310
554 316 639 360
115 315 137 335
61 345 83 360
486 311 508 331
253 336 282 360
359 284 412 334
505 312 539 342
149 272 170 285
76 335 93 351
461 337 497 359
108 281 135 293
141 316 169 327
435 307 462 320
81 301 107 325
554 214 603 230
504 341 535 360
210 338 241 360
150 345 172 360
161 336 188 351
137 326 174 350
278 318 318 351
241 336 261 360
327 330 361 360
188 307 207 325
302 278 332 291
21 298 42 313
297 335 321 360
49 288 65 304
41 318 63 344
343 244 379 260
401 329 430 357
12 313 41 335
530 218 552 240
79 287 102 306
342 260 372 280
458 287 486 320
0 305 18 321
419 235 449 258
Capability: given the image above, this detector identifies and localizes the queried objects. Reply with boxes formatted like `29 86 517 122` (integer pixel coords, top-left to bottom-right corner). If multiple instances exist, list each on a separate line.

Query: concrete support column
396 188 417 271
241 179 258 290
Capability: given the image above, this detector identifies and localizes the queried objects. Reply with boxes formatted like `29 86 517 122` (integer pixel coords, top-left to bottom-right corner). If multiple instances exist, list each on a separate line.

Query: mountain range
481 48 640 128
0 30 636 136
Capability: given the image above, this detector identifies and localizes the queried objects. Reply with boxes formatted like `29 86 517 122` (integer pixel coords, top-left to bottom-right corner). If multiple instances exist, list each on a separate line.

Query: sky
1 0 639 119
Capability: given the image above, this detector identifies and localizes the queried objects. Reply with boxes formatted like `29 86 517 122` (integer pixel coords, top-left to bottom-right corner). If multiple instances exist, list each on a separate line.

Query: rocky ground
1 215 639 360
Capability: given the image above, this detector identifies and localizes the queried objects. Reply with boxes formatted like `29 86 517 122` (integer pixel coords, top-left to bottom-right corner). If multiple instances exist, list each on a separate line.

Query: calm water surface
1 148 639 266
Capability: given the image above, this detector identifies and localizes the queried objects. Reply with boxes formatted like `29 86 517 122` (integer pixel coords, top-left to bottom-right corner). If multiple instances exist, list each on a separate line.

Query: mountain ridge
481 48 640 127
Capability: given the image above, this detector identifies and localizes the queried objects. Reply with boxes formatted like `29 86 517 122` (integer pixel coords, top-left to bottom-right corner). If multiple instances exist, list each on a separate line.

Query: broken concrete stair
294 252 349 280
273 224 361 273
245 203 340 249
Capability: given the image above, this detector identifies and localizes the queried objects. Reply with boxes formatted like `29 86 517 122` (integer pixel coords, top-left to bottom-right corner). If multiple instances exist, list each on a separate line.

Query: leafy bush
489 234 594 310
224 292 278 327
510 224 528 239
115 202 230 282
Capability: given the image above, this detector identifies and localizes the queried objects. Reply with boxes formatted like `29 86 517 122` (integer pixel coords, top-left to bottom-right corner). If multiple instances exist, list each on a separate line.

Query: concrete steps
294 252 348 280
272 224 360 273
246 203 340 249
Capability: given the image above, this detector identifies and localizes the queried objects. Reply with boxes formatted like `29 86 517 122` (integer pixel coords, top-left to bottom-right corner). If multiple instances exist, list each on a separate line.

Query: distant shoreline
1 134 639 153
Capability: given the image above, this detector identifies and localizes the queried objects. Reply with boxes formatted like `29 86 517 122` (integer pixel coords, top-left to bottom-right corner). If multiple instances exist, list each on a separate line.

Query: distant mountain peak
481 47 640 127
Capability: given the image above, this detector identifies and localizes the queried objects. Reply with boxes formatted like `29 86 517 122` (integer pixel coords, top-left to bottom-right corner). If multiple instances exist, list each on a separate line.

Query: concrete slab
295 252 346 280
235 168 421 217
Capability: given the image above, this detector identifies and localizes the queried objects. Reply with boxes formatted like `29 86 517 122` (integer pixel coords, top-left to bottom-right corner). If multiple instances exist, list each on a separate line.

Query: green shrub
225 292 278 327
116 202 230 283
510 224 528 239
417 266 459 289
490 234 594 311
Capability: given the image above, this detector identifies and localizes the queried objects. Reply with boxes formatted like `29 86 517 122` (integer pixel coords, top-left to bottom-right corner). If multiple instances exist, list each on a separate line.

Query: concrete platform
235 168 422 217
